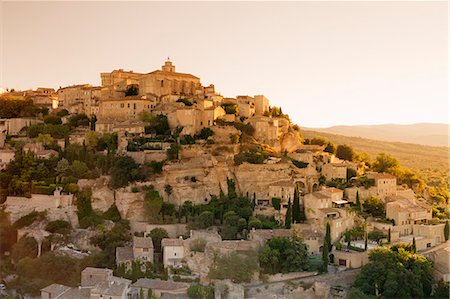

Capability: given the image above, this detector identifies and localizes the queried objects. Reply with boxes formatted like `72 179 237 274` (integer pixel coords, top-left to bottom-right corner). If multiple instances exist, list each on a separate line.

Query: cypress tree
364 232 368 251
325 222 332 252
139 288 144 299
252 192 256 208
445 220 449 241
412 237 417 253
388 228 391 243
292 187 301 223
285 199 292 229
355 190 361 211
321 235 329 273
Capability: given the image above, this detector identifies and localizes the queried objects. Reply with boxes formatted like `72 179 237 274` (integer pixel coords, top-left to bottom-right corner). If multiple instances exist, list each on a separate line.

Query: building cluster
40 267 188 299
53 60 272 137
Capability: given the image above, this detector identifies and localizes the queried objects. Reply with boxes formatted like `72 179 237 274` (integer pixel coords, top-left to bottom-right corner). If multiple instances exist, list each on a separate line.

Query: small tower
162 58 175 72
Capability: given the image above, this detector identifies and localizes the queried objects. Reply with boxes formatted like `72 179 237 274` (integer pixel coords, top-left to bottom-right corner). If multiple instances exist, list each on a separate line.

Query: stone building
98 97 155 122
366 171 397 199
254 95 269 115
116 236 154 270
161 238 185 268
322 163 347 181
303 188 347 219
139 60 202 98
100 69 143 99
386 198 432 236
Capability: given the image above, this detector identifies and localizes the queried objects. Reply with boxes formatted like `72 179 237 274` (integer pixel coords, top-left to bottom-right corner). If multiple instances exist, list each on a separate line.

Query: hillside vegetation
305 123 449 147
302 129 448 174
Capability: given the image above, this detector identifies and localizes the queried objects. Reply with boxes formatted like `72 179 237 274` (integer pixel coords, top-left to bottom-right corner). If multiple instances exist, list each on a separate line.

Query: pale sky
1 1 448 127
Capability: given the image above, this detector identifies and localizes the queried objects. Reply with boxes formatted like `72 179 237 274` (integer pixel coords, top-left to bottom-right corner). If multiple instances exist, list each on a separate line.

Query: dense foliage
259 237 309 274
355 247 433 298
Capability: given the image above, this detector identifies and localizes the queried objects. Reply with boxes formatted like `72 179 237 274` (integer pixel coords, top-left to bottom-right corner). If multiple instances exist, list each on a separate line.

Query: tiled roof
116 246 134 263
41 283 71 296
91 281 128 296
133 236 153 248
161 238 184 247
81 267 113 275
133 278 188 291
146 70 199 79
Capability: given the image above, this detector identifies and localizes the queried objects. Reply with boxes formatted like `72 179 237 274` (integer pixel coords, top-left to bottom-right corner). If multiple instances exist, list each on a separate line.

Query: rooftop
41 283 71 296
133 236 153 248
132 278 188 291
116 246 134 263
146 70 199 79
161 238 184 247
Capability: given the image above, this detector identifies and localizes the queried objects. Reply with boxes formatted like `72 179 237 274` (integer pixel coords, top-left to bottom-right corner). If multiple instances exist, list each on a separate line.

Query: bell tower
162 58 175 72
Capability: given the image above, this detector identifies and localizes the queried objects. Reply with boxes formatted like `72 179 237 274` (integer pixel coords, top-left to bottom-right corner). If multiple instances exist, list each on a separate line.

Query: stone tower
162 59 175 72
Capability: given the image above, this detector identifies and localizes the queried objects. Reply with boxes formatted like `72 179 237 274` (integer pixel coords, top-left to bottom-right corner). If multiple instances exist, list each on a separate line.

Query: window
120 103 124 108
427 243 431 248
128 103 130 108
174 252 177 256
143 248 148 252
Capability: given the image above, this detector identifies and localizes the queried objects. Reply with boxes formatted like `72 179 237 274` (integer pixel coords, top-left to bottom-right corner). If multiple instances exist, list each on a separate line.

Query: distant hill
301 129 449 174
304 123 449 147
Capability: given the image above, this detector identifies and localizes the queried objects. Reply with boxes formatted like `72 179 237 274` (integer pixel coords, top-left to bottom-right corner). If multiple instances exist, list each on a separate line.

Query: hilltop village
0 60 448 299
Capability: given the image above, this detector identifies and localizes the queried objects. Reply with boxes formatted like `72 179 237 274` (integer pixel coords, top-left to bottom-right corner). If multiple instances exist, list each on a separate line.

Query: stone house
247 116 279 143
303 188 347 219
161 238 185 268
322 163 347 181
0 149 15 170
41 283 72 299
366 171 397 199
131 279 188 299
98 97 155 122
333 250 369 269
41 267 131 299
116 236 154 270
386 198 432 236
268 180 295 202
57 84 93 114
100 69 143 99
312 208 355 243
236 95 256 118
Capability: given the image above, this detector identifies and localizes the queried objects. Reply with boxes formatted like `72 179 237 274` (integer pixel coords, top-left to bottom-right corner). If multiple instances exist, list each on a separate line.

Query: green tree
259 237 309 274
336 144 355 161
110 156 140 188
324 142 336 154
368 230 386 245
11 236 38 262
103 203 122 222
325 222 332 252
388 228 391 243
354 247 433 298
149 227 168 253
292 187 301 223
372 153 399 173
166 144 180 160
363 196 384 217
285 199 292 229
412 237 417 253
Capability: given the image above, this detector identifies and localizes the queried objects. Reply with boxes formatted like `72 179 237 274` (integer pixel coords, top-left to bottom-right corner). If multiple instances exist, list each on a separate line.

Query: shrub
190 238 207 252
271 197 281 211
187 285 214 299
176 98 193 106
208 251 259 283
197 128 214 140
292 159 309 168
14 211 47 229
45 220 71 235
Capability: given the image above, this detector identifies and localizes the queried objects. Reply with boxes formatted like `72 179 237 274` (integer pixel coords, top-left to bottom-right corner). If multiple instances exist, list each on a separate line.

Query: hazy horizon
1 1 448 127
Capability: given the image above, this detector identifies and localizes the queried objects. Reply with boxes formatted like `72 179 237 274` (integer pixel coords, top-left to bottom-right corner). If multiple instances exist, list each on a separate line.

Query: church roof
146 70 199 79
